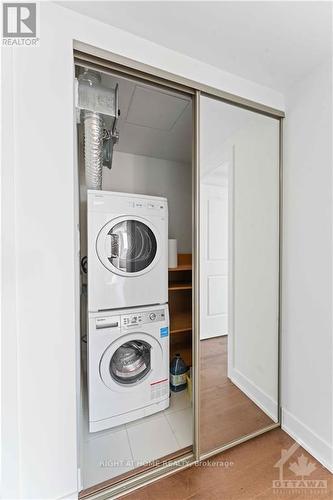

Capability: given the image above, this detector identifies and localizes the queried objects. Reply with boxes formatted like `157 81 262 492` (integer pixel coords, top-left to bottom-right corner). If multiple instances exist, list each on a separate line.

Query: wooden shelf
170 311 192 334
168 264 192 272
169 253 193 367
168 253 192 272
168 282 192 291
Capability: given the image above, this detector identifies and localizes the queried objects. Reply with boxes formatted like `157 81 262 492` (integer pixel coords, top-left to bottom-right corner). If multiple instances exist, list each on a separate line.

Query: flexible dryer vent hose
84 110 103 190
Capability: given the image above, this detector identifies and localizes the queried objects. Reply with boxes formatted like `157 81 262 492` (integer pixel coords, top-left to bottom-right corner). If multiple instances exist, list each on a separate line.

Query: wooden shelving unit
170 310 192 333
168 253 192 367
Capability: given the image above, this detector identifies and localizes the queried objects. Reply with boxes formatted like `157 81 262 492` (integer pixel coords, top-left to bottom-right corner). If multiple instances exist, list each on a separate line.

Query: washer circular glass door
96 216 160 276
99 332 164 391
110 340 151 385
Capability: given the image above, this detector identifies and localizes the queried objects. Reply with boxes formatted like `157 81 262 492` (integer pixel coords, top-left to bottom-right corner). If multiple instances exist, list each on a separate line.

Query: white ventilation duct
77 69 119 190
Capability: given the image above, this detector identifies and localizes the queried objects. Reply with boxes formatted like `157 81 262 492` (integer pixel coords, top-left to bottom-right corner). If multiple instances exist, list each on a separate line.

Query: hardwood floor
124 337 332 499
123 428 333 499
200 336 274 454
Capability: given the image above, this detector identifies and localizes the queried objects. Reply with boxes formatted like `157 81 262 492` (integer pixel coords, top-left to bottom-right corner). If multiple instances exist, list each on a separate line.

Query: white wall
103 152 192 253
282 60 333 471
1 3 285 499
1 48 21 499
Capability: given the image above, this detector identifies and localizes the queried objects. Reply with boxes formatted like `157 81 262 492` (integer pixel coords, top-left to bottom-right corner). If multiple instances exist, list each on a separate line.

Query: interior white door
200 161 229 340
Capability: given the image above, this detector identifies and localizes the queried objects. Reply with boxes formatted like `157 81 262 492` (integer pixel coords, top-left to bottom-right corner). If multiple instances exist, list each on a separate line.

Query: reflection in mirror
199 96 279 455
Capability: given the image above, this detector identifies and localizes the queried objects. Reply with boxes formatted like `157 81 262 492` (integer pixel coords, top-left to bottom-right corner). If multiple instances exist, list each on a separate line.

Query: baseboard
229 368 278 422
58 491 78 499
282 408 333 473
200 332 228 340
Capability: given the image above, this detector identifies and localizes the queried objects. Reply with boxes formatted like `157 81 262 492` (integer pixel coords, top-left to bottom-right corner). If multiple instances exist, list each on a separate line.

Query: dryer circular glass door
96 216 161 276
99 332 164 391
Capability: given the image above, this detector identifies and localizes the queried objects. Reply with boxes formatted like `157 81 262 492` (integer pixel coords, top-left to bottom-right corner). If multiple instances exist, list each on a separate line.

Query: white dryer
88 304 170 432
87 190 168 312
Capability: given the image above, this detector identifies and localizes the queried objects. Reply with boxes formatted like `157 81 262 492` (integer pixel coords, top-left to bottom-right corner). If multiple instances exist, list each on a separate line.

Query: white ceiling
62 1 332 92
99 72 192 163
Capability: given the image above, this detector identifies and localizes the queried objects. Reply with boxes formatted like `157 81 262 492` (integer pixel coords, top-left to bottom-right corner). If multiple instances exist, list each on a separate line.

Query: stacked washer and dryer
87 190 170 432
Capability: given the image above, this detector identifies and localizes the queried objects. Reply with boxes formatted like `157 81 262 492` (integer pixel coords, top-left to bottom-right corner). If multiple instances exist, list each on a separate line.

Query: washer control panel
122 309 165 327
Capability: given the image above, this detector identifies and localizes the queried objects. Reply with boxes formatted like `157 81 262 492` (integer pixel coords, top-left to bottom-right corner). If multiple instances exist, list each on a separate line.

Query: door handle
96 321 119 330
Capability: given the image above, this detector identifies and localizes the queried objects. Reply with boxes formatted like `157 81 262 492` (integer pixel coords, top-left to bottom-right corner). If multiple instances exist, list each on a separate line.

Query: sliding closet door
198 95 280 456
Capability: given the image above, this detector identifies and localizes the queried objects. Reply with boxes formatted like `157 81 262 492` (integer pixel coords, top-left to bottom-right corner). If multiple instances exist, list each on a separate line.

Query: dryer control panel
122 309 166 327
128 199 166 211
88 190 167 216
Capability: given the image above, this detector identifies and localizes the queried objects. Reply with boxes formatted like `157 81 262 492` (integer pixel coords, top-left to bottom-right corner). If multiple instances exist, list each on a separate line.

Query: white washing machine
88 304 170 432
87 190 168 312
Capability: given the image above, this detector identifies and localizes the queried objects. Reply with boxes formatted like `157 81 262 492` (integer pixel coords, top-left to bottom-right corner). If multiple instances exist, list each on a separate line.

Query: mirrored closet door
199 95 280 456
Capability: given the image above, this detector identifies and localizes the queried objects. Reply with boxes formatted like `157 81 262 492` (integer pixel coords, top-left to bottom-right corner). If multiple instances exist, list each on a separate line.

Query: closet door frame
73 41 284 500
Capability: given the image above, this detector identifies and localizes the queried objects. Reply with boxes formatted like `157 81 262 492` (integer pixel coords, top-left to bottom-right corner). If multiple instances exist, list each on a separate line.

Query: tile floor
81 390 193 489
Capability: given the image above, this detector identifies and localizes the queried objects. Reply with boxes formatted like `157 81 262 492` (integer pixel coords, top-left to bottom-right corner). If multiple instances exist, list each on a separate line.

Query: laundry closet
74 45 281 500
76 63 194 493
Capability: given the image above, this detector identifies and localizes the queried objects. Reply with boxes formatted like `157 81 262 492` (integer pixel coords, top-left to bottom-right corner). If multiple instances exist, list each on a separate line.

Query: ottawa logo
273 442 327 491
